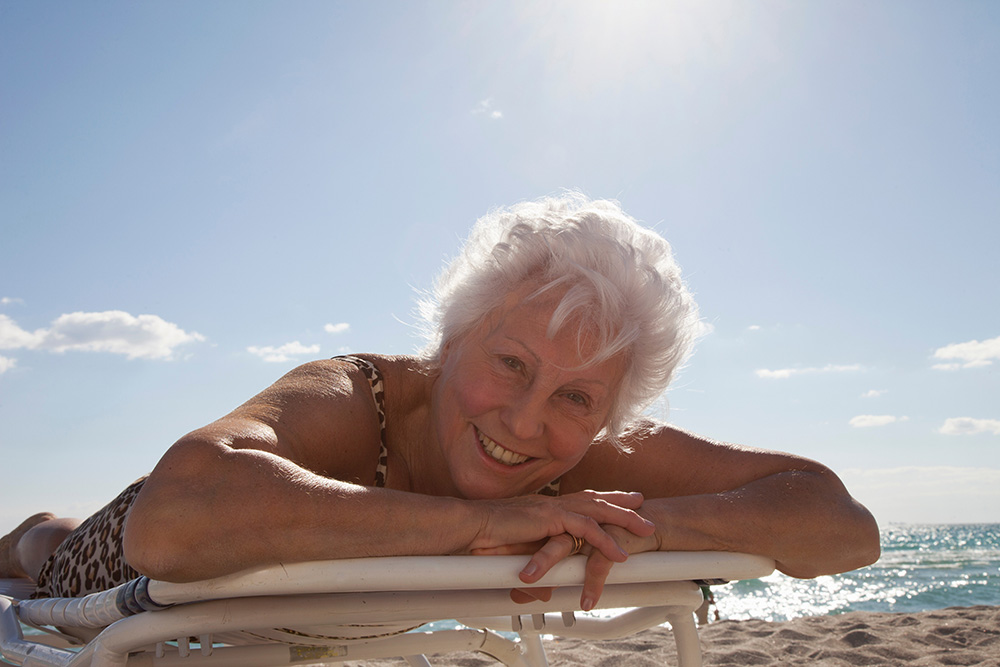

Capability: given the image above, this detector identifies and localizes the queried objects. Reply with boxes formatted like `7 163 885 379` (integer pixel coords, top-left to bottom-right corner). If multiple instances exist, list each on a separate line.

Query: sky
1 0 998 535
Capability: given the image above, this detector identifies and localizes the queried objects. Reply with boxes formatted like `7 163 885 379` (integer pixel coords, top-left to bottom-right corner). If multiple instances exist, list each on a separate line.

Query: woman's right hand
466 489 655 573
466 490 656 610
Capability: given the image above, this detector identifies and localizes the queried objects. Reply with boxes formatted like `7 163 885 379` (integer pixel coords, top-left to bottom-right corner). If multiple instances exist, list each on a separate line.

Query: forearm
644 469 880 577
124 442 479 581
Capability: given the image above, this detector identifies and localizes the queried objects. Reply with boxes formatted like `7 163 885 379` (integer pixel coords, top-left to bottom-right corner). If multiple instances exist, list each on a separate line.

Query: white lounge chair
1 551 774 667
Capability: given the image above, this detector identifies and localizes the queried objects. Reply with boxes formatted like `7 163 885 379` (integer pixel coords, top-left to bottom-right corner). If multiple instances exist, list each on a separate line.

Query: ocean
714 523 1000 621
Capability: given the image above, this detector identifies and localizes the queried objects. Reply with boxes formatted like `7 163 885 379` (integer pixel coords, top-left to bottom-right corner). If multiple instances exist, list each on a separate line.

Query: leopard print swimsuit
32 355 557 598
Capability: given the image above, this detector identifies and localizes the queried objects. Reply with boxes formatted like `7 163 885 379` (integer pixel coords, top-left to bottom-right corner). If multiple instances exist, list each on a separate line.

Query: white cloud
939 417 1000 436
247 341 320 363
0 311 204 360
1 297 24 306
860 389 886 398
0 355 15 374
840 467 1000 523
932 335 1000 369
931 363 962 371
747 325 761 331
755 364 863 379
324 322 350 334
0 314 42 349
472 98 503 119
849 414 908 428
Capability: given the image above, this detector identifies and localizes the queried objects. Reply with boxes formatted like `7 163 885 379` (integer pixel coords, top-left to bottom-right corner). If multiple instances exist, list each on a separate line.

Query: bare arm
634 466 878 577
124 435 482 581
516 422 879 605
574 423 879 573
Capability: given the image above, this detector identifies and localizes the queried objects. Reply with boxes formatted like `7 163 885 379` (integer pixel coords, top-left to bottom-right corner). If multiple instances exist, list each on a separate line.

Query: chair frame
1 551 774 667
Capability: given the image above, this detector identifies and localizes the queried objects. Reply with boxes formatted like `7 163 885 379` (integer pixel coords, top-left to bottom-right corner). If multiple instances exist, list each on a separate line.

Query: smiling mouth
477 430 530 466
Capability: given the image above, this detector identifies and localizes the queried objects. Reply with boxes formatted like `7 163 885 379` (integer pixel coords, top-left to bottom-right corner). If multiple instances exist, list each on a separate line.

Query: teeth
478 431 529 466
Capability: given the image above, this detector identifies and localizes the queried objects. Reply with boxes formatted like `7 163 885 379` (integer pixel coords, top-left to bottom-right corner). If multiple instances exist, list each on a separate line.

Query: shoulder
220 356 425 479
243 355 427 404
299 354 436 452
246 357 366 400
337 354 435 413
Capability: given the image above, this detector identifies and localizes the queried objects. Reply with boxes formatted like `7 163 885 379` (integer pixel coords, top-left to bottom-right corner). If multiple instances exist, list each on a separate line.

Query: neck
389 365 461 497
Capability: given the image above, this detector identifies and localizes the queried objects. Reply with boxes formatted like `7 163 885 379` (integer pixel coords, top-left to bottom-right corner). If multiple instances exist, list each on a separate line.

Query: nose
499 390 546 441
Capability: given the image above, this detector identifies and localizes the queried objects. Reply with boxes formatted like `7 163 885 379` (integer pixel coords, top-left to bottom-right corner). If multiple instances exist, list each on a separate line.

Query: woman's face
431 293 625 499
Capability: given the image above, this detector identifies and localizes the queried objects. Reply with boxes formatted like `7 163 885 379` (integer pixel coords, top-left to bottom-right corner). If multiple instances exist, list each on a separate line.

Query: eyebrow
505 335 612 389
505 335 541 364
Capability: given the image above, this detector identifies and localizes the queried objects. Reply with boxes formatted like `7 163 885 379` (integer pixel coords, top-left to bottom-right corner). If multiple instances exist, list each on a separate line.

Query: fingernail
521 562 538 578
581 596 595 612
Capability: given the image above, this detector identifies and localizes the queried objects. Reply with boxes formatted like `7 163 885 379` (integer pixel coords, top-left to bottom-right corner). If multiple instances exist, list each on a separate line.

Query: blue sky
2 1 998 534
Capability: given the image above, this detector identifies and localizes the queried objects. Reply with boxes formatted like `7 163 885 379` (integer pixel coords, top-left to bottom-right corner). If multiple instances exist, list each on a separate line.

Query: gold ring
569 534 585 555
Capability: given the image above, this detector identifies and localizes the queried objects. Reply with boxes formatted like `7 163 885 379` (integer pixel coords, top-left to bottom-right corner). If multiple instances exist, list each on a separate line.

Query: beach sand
349 605 999 666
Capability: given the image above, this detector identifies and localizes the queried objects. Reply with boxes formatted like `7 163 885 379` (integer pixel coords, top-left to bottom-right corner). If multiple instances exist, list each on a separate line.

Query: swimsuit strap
336 356 389 488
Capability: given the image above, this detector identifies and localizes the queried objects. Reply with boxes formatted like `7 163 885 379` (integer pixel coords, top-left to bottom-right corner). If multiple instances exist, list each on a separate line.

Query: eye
563 391 589 407
500 356 522 371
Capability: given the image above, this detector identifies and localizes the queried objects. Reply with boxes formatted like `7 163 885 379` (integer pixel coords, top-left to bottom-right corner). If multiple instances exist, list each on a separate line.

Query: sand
348 606 1000 666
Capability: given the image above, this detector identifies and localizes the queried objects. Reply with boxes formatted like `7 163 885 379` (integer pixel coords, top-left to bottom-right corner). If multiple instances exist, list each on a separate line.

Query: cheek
453 376 506 416
546 420 598 463
444 366 507 419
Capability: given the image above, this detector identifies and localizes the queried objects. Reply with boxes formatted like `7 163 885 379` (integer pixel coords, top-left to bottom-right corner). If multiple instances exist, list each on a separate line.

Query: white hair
418 194 701 448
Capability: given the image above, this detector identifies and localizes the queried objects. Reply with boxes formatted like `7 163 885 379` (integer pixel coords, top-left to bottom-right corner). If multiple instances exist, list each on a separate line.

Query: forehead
481 292 624 381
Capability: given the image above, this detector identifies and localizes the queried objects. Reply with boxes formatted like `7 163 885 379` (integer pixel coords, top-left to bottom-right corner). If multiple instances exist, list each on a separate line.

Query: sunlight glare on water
712 523 999 621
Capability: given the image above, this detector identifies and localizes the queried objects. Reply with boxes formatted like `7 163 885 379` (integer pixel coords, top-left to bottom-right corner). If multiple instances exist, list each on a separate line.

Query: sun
515 0 734 96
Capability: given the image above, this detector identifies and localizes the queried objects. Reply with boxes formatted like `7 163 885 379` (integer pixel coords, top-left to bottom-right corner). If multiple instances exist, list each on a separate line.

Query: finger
519 533 577 583
562 514 629 565
561 494 655 538
600 501 656 537
580 550 615 612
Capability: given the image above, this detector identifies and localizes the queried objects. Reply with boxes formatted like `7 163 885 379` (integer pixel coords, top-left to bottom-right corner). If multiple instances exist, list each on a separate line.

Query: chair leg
667 611 702 667
518 633 549 667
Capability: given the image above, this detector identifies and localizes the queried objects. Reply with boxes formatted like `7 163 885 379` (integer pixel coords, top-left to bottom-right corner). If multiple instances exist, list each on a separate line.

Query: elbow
814 468 882 574
123 486 205 582
123 517 180 582
122 438 230 582
825 516 881 577
783 504 881 579
832 491 881 573
852 505 882 569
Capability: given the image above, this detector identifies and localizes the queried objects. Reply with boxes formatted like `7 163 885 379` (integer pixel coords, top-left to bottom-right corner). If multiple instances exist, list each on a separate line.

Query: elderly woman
2 195 879 610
